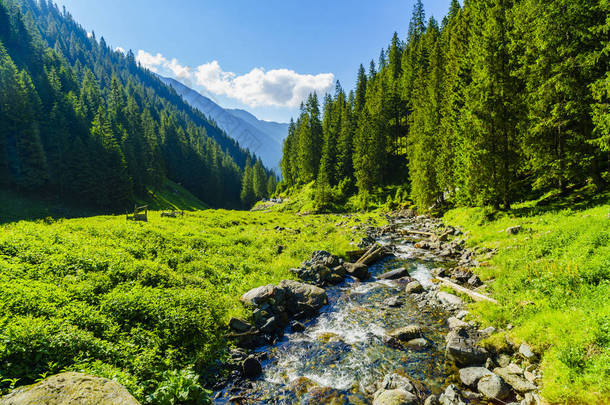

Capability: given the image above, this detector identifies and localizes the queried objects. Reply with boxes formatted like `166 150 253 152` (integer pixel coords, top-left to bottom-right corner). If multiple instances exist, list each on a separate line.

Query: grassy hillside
0 208 379 401
444 190 610 404
0 180 207 225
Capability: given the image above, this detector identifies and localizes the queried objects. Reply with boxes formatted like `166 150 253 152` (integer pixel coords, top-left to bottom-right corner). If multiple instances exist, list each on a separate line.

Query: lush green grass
136 180 208 211
0 208 381 401
267 181 411 213
444 195 610 404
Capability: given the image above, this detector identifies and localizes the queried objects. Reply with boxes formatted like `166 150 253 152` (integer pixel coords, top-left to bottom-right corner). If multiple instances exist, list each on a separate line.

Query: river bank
215 210 544 404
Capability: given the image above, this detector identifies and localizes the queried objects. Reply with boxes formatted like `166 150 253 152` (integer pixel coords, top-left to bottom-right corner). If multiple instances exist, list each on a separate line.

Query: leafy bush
148 369 211 405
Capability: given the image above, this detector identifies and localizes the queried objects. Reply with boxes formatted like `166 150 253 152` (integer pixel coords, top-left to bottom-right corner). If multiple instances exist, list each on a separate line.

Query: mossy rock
0 372 140 405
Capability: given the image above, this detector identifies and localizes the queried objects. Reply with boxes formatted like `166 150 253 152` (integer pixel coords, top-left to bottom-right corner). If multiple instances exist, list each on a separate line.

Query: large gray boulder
445 329 488 366
477 374 510 400
278 280 327 310
458 367 493 387
0 372 140 405
387 324 424 342
240 284 283 307
493 366 537 393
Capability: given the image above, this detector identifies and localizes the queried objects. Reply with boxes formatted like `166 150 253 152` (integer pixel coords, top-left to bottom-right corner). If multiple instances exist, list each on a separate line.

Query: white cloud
136 50 334 108
115 46 126 54
86 32 93 38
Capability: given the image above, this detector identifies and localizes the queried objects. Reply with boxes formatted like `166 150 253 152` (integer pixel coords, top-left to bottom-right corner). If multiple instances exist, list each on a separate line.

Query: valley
0 0 608 403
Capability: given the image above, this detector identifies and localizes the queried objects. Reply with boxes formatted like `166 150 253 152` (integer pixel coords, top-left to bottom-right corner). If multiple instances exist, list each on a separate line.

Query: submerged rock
378 374 414 393
387 324 424 342
242 356 262 379
0 372 140 405
405 338 429 350
383 296 404 308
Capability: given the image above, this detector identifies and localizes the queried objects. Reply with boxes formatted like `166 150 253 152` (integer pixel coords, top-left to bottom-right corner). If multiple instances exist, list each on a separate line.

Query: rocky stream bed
214 212 543 405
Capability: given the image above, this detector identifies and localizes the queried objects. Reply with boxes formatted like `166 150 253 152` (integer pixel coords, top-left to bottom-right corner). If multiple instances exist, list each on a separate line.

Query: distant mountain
227 108 289 143
159 77 288 172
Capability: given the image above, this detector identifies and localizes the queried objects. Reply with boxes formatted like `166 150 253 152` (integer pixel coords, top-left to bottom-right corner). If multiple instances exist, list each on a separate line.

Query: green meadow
0 208 380 400
444 193 610 404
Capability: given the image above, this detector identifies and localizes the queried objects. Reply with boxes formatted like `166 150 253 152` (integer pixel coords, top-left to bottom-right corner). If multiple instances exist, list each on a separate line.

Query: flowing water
215 228 453 404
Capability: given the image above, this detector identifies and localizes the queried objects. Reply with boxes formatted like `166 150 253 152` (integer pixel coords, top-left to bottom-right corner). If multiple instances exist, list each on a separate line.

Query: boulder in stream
242 356 262 379
373 389 417 405
445 329 488 366
387 324 424 342
405 280 424 294
458 367 493 387
279 280 328 312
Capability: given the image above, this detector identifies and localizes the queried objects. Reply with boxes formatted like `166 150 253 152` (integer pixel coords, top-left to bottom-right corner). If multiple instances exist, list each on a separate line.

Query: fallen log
436 277 498 304
358 246 391 266
398 229 435 237
356 244 379 264
346 249 368 261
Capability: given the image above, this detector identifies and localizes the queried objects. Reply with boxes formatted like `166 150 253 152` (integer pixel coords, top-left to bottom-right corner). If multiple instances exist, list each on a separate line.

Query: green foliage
444 193 610 403
278 0 608 214
148 369 211 405
0 208 370 401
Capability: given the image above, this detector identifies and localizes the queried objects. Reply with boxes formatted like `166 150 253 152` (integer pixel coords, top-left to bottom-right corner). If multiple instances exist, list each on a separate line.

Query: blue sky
53 0 456 123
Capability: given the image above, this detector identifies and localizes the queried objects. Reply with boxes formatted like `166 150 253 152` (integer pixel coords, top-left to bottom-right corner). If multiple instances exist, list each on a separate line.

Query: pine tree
457 0 523 208
266 175 277 196
240 160 256 207
90 107 132 209
252 159 267 200
516 0 604 191
409 21 444 210
15 70 49 190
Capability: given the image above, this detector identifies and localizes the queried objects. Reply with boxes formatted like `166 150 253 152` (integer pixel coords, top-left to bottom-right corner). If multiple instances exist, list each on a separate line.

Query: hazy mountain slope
227 108 289 143
160 76 286 172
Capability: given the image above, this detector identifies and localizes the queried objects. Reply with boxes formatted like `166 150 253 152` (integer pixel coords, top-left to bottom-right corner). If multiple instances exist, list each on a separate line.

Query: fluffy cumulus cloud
136 50 334 108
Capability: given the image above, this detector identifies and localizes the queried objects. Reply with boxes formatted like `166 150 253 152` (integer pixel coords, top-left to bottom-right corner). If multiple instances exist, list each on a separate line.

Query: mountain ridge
159 76 287 172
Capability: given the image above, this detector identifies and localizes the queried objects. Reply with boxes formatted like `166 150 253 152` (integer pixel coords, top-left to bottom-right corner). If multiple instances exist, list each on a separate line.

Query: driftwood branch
356 244 390 266
398 229 435 237
437 277 498 304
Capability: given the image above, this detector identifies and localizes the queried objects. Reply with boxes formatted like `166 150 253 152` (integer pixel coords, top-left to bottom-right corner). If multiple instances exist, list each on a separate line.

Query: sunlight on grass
445 200 610 404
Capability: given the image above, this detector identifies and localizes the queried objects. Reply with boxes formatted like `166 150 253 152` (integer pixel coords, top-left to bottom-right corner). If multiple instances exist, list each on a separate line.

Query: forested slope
0 0 275 211
280 0 609 212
